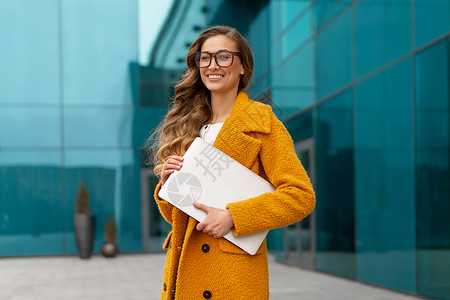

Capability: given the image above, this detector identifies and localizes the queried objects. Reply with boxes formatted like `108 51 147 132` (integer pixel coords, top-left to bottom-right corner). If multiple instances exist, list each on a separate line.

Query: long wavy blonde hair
149 25 254 175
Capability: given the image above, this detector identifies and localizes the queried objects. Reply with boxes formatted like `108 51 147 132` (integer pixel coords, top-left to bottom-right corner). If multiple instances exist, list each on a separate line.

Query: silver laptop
158 137 275 255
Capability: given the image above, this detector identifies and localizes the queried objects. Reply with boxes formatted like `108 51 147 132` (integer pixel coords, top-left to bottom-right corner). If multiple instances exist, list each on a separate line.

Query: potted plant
101 216 119 257
73 182 95 259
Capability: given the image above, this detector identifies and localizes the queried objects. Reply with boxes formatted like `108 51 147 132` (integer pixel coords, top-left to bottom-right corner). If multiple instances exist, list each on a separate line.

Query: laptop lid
158 137 275 255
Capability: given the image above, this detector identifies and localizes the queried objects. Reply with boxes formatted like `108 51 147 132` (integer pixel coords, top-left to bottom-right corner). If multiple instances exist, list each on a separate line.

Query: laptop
158 137 275 255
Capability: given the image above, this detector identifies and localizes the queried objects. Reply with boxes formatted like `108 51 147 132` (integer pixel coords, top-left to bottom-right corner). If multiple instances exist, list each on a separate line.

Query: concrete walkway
0 253 424 300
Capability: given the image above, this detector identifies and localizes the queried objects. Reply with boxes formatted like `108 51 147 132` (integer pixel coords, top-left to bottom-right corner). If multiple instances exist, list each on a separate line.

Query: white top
199 123 224 144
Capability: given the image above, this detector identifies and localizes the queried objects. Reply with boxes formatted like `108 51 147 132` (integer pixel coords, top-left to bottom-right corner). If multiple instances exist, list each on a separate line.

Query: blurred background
0 0 449 299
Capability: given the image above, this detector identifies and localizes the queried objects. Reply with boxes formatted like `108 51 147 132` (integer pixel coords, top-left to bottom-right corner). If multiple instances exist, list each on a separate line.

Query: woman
150 25 315 300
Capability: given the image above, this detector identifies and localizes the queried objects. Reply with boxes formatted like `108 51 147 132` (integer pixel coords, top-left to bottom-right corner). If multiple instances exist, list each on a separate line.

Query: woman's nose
208 57 219 69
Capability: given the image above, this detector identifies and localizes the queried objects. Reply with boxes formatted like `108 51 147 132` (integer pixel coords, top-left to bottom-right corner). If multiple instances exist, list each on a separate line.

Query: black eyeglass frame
194 50 242 68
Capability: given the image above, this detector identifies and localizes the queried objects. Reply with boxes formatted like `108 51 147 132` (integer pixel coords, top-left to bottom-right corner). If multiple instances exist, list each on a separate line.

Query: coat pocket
162 231 173 250
217 237 264 255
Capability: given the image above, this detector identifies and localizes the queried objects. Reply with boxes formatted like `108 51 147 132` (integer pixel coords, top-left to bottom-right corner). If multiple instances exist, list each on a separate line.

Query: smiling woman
148 25 315 300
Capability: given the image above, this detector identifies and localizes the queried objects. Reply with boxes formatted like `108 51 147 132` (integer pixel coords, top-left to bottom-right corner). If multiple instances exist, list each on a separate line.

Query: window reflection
415 0 450 48
316 9 352 99
355 58 415 292
0 150 63 256
355 1 411 78
415 38 450 299
0 1 59 104
0 107 61 147
315 89 355 279
64 107 134 148
314 0 352 31
61 0 137 105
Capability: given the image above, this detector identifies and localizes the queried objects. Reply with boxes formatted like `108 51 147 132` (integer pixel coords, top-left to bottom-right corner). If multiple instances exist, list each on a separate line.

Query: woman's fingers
195 206 234 238
161 155 184 186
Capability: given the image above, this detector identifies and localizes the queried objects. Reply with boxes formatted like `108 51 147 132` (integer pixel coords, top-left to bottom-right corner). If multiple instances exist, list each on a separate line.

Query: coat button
203 290 212 299
163 283 167 291
202 244 210 253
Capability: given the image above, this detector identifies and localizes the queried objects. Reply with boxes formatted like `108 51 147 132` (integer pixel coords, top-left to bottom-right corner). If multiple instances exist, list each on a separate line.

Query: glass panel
64 107 134 148
355 1 412 78
282 10 312 59
284 109 313 142
284 143 314 268
0 107 61 147
415 0 450 48
355 58 413 149
0 0 59 104
416 38 449 111
250 4 271 82
272 88 314 119
298 147 314 268
147 174 171 252
136 65 182 107
64 150 141 255
315 89 355 279
316 8 352 99
271 39 283 68
61 0 138 105
0 150 63 256
415 38 450 300
135 107 169 148
313 0 352 31
355 59 415 292
272 42 315 116
282 1 310 29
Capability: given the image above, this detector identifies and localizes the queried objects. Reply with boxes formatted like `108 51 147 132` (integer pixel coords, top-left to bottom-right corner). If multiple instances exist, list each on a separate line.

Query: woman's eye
218 54 231 60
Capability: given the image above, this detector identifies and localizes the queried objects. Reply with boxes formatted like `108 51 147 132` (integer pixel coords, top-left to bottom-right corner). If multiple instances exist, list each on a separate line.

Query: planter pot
73 214 95 259
101 242 119 258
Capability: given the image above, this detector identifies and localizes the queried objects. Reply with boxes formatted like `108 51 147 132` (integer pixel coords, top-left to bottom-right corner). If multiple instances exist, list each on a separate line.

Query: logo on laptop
167 172 202 207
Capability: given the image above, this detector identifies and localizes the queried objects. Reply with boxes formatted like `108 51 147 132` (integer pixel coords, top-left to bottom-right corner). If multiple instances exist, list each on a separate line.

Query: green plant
75 182 90 214
104 216 117 243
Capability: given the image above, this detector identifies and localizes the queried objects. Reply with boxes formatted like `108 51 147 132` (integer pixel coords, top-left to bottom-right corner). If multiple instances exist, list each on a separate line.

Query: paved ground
0 253 425 300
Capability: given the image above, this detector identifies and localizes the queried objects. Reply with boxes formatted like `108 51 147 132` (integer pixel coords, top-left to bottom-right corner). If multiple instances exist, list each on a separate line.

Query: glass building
0 1 449 299
0 1 153 255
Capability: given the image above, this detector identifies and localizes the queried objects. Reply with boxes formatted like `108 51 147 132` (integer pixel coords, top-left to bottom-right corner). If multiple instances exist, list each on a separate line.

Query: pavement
0 253 425 300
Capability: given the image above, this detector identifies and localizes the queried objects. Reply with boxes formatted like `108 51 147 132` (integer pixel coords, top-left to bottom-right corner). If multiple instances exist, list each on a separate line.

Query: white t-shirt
199 123 224 144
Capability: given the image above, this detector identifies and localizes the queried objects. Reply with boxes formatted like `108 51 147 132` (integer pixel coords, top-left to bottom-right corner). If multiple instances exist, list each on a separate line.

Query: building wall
1 0 448 298
0 0 161 256
208 0 449 298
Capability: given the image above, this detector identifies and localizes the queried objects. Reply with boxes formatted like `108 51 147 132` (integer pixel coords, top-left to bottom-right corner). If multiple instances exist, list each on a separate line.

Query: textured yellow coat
154 91 315 300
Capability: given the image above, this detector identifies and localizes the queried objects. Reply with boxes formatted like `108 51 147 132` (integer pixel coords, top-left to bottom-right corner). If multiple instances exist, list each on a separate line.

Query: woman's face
199 35 244 95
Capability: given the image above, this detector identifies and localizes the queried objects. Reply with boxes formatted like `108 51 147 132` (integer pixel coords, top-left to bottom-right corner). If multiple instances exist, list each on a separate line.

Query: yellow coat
154 91 315 300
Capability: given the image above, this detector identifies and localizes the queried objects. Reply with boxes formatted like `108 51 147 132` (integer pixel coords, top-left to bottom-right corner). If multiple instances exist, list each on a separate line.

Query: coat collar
223 91 271 134
212 91 272 169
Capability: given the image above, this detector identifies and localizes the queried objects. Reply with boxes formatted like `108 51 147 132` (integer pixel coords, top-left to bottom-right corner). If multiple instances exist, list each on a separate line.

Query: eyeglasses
194 50 242 68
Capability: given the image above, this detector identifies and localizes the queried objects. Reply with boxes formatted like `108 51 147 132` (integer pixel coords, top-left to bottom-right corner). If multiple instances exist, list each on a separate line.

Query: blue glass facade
1 0 449 299
205 0 450 298
0 0 162 256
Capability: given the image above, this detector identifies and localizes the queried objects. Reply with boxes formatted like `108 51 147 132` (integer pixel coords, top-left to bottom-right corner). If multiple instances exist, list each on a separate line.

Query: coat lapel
213 91 272 170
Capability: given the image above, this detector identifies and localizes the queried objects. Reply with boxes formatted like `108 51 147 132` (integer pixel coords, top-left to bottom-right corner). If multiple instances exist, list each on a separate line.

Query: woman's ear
240 65 244 75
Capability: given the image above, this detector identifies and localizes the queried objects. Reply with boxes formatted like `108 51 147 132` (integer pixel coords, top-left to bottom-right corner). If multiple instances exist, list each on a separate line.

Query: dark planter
73 214 95 259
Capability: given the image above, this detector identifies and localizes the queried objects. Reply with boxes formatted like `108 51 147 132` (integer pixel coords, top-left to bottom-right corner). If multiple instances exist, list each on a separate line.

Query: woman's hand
194 202 234 238
160 155 184 187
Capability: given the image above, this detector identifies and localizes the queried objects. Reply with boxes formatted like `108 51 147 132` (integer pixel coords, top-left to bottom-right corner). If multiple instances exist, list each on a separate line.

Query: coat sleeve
226 115 315 236
154 181 174 224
